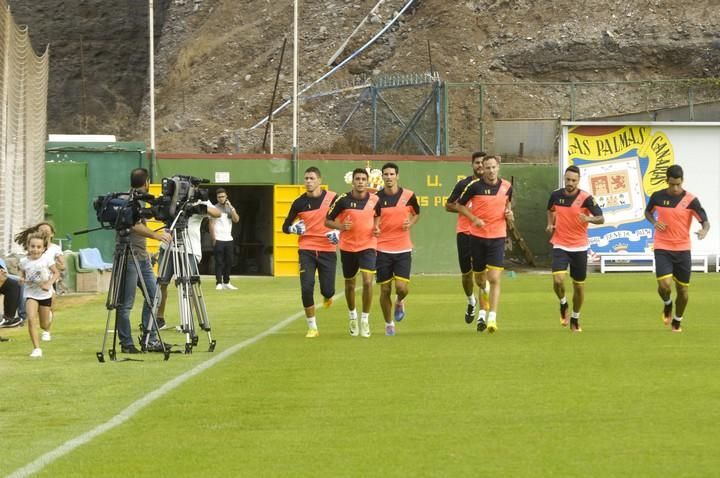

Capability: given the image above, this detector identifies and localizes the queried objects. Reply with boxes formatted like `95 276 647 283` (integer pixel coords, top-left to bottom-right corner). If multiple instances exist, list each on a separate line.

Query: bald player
456 155 514 334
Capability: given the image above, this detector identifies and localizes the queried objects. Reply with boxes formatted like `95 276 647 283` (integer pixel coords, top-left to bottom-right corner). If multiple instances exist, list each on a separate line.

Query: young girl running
15 222 65 339
19 232 59 358
15 222 65 277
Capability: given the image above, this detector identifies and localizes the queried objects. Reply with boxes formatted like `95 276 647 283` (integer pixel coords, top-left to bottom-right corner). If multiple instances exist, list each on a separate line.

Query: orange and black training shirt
645 189 708 251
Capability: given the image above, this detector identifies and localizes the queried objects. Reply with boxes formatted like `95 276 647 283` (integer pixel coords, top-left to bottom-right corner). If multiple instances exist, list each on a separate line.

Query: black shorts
376 251 412 284
298 250 337 308
551 248 588 283
470 236 505 272
456 233 473 274
27 297 52 307
340 249 376 279
655 249 691 286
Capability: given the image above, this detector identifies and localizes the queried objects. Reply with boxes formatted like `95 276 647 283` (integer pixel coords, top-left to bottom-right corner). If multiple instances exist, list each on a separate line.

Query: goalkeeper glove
326 230 340 245
289 220 306 235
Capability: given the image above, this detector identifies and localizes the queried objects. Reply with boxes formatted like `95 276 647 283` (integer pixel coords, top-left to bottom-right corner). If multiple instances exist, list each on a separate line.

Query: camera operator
211 188 239 290
156 198 220 326
117 168 172 354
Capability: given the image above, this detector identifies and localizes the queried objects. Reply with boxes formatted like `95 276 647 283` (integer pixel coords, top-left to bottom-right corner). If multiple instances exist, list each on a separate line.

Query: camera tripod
97 232 170 362
153 210 216 354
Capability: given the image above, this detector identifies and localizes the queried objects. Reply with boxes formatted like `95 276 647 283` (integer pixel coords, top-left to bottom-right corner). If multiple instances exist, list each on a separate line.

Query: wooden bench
599 253 709 273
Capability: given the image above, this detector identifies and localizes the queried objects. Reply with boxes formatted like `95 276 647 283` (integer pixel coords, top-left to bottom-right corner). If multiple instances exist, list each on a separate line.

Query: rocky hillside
6 0 171 138
8 0 720 154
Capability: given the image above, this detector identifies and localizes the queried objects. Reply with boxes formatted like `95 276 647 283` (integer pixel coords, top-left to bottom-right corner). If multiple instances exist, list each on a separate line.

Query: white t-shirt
20 255 55 300
188 200 216 260
161 200 217 261
43 243 62 263
42 243 63 293
213 203 235 242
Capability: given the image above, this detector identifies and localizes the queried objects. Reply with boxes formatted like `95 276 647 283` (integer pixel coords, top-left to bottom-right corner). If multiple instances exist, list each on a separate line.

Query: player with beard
546 165 604 332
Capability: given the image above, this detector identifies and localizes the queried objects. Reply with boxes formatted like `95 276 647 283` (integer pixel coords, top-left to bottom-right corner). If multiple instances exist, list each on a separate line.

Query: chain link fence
447 79 720 161
240 76 720 162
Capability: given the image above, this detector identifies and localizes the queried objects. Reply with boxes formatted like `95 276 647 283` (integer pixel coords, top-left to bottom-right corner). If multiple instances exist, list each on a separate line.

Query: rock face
6 0 171 137
7 0 720 154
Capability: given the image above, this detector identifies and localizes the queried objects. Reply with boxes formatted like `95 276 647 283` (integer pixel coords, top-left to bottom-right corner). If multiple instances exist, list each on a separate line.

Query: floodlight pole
149 0 156 180
291 0 299 183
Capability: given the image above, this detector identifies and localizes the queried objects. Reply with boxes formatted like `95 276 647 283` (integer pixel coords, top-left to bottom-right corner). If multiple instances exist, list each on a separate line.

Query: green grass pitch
2 272 719 477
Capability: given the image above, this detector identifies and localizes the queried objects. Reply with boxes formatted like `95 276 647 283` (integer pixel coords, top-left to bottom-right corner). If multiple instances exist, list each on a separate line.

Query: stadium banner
561 122 720 257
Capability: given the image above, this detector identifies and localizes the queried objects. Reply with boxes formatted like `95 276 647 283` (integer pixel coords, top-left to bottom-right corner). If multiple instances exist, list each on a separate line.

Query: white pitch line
7 296 340 478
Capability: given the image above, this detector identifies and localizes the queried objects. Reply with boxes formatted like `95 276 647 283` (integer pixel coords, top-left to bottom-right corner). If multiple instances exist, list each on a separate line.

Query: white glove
289 220 306 235
326 229 340 245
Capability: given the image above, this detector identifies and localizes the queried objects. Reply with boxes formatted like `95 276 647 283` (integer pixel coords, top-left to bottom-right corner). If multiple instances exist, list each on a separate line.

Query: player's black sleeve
644 192 659 214
583 195 604 217
689 198 709 223
547 191 557 211
457 179 480 205
408 194 421 214
507 185 513 202
282 197 302 234
326 194 346 221
446 178 467 204
374 193 383 216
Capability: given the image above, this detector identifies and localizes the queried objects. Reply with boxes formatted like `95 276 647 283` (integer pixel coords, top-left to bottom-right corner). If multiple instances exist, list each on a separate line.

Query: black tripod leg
99 242 128 363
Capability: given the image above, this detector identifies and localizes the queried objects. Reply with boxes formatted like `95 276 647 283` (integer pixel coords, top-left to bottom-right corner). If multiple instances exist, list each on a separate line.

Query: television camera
93 175 210 230
87 175 214 363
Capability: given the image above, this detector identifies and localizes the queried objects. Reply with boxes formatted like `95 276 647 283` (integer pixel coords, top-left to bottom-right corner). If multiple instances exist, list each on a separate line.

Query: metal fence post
479 84 485 152
435 82 441 156
688 86 695 121
372 86 378 153
443 83 450 155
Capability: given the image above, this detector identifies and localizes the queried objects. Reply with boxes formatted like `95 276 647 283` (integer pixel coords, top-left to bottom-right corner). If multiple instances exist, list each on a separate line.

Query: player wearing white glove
289 219 306 235
281 167 338 338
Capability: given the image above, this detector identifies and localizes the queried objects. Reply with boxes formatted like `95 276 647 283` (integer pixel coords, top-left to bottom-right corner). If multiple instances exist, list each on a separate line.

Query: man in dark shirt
117 168 172 353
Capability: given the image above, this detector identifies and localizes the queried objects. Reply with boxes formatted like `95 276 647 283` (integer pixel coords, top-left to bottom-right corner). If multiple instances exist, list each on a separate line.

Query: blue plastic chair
78 248 113 271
